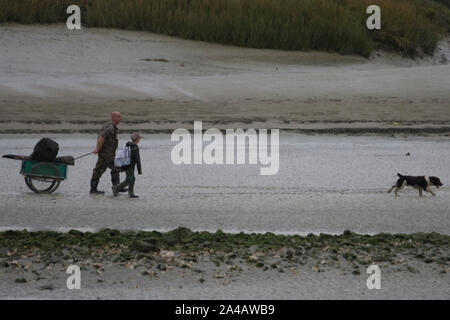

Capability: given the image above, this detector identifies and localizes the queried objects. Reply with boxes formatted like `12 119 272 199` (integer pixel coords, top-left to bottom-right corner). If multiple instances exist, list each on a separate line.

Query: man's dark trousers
90 154 120 190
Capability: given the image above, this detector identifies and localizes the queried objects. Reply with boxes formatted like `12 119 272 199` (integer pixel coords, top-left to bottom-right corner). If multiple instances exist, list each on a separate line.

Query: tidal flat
1 228 449 299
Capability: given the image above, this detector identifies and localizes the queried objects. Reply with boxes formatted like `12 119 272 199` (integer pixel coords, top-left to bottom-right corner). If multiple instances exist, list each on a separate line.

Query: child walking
112 133 142 198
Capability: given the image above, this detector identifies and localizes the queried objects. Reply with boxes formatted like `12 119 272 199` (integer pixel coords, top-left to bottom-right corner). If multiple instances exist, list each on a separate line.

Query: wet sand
0 134 449 235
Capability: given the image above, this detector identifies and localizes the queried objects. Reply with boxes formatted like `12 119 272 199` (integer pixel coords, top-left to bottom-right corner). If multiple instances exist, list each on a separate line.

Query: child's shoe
128 185 139 198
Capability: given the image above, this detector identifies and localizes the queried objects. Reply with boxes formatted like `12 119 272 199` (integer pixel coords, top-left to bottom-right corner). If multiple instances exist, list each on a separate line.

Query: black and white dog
388 173 443 196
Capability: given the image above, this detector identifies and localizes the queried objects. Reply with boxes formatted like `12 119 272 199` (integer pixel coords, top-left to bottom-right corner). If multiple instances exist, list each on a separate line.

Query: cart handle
74 152 93 160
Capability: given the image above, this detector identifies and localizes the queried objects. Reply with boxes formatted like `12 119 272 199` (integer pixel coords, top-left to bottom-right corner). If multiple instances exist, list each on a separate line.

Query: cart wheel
24 177 60 193
25 163 62 194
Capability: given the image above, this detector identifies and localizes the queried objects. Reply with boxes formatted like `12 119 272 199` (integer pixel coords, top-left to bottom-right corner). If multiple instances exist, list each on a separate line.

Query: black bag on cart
30 138 59 162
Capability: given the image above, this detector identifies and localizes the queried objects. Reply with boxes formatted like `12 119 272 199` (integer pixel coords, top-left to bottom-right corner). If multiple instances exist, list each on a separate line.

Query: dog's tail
397 173 403 178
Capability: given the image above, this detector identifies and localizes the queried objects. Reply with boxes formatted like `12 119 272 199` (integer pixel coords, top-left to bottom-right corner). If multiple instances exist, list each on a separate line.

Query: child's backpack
114 145 131 167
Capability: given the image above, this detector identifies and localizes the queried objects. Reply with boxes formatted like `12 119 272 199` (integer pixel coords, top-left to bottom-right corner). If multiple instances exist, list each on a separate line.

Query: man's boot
128 184 139 198
112 185 119 197
90 179 105 195
111 174 119 186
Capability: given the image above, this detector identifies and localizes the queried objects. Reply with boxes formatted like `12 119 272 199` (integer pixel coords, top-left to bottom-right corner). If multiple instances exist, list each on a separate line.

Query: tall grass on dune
0 0 449 57
431 0 450 7
0 0 71 24
82 0 373 56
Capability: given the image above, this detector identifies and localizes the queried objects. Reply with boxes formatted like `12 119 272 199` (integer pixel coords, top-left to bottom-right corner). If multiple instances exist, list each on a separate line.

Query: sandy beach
0 24 449 134
0 23 449 300
1 134 449 299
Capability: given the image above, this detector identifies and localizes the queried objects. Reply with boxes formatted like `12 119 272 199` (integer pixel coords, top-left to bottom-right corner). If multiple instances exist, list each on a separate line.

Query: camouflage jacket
99 122 118 157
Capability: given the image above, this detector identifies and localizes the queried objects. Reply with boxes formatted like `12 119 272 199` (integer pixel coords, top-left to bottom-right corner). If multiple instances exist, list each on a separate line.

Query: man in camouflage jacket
89 111 122 194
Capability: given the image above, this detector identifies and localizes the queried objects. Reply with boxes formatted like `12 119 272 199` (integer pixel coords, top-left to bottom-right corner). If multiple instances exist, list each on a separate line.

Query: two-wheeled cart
3 152 91 194
20 160 68 193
